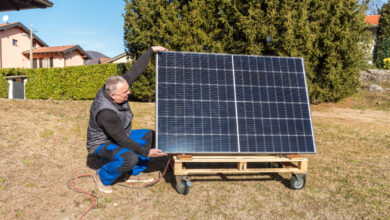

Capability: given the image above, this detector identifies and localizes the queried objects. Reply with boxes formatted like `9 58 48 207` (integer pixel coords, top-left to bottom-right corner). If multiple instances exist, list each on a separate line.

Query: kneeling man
86 46 168 193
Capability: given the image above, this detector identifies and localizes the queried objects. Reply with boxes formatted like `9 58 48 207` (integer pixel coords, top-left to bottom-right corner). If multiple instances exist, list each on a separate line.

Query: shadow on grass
85 153 173 181
86 155 292 191
85 153 170 173
147 159 292 191
189 173 291 187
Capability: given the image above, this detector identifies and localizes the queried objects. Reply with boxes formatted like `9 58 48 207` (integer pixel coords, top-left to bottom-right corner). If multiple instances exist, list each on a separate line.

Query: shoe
125 173 155 183
94 169 113 193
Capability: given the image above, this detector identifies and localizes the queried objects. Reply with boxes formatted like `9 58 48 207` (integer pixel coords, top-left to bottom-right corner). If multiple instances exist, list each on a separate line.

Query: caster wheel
268 162 282 168
175 176 190 195
290 174 306 190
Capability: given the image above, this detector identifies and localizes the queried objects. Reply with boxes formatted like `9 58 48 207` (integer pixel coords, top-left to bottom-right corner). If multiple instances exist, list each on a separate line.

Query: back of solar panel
156 51 316 154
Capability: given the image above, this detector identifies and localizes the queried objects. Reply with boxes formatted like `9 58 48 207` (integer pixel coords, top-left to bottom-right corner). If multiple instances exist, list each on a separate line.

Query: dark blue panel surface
233 55 315 153
157 52 316 153
157 52 238 153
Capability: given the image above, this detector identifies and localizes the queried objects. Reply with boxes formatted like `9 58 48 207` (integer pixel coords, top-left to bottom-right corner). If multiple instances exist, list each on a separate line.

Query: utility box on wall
5 75 28 99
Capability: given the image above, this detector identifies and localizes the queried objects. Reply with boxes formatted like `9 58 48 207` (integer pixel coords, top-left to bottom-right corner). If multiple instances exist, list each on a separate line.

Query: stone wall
360 69 390 83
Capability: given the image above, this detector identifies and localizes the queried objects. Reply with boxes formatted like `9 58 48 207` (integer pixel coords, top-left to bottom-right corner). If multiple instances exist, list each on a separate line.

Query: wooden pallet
173 154 308 176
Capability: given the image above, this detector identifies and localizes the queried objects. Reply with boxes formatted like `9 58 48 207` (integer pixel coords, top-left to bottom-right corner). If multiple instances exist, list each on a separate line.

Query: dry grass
0 89 389 219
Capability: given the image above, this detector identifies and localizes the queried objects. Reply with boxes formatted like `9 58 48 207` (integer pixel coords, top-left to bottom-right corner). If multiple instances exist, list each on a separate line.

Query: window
50 57 54 67
39 58 43 68
42 58 49 68
33 42 37 48
12 39 18 46
33 58 37 68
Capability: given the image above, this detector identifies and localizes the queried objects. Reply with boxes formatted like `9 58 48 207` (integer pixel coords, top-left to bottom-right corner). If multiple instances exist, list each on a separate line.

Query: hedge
0 73 8 98
0 62 156 101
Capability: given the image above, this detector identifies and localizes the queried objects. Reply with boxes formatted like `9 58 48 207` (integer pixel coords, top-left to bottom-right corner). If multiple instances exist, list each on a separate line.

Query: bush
129 64 155 101
25 64 118 100
117 62 156 101
0 74 8 98
0 63 156 101
384 58 390 69
374 3 390 68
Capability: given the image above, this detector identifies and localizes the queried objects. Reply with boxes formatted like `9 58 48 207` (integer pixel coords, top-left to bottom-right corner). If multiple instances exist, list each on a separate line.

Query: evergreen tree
374 3 390 68
306 0 370 102
124 0 370 103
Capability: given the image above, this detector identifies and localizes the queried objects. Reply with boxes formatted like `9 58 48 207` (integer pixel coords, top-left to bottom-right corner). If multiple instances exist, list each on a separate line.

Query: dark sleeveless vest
86 87 133 153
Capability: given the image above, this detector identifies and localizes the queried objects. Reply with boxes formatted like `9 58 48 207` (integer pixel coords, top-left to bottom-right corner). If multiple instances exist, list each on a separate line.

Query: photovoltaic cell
156 51 316 154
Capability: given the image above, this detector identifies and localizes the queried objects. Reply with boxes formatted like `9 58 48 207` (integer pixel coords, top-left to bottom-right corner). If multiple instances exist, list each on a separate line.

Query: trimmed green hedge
26 64 119 100
0 62 156 101
0 74 8 98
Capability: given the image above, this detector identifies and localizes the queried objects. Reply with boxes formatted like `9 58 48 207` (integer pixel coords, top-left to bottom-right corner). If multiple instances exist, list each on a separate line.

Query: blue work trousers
94 129 152 186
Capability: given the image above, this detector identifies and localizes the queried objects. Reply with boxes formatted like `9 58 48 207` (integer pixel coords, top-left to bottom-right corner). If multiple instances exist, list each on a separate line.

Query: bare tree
366 0 386 15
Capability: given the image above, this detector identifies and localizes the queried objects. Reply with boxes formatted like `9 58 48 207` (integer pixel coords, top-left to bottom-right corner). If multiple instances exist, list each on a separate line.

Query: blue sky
0 0 126 57
1 0 387 58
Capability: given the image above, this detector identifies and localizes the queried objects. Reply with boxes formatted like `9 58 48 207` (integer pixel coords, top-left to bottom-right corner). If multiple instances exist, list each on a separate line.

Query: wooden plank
237 162 247 171
175 157 305 163
285 154 301 159
177 154 193 160
174 161 184 174
178 167 303 175
172 154 308 175
297 160 308 173
281 162 298 169
187 155 285 158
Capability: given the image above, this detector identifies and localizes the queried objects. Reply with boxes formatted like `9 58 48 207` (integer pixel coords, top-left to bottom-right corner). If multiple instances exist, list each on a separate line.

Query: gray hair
105 76 127 94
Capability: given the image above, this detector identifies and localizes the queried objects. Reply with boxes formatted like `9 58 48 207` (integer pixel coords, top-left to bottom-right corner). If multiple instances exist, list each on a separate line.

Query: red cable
143 157 172 188
67 174 98 220
67 157 172 219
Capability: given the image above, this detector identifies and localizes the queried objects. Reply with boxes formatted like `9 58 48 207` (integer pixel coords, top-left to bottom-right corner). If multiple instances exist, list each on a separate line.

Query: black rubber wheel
268 162 282 168
290 174 306 190
175 179 189 195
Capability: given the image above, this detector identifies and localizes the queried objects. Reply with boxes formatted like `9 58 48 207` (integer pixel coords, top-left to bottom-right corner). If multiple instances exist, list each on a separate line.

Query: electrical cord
67 157 172 219
66 174 98 220
118 157 172 189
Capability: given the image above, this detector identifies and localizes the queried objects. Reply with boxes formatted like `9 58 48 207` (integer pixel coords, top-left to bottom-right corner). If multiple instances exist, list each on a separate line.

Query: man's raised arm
122 46 168 86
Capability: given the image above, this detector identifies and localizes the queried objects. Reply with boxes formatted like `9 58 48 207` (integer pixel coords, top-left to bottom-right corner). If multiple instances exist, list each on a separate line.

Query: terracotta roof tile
0 22 17 28
24 45 77 53
99 58 111 63
22 45 91 59
365 15 380 25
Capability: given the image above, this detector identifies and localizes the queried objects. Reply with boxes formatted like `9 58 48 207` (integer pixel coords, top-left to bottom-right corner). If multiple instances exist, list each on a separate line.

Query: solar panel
156 51 316 154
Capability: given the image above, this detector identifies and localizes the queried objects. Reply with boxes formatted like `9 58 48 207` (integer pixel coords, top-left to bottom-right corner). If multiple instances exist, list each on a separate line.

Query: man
86 46 168 193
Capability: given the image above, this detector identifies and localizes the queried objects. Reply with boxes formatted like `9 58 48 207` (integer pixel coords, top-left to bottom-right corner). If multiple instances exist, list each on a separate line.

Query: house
22 45 90 68
0 22 90 68
85 52 132 65
103 53 132 64
365 15 380 40
84 50 110 65
365 15 380 64
0 0 53 12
